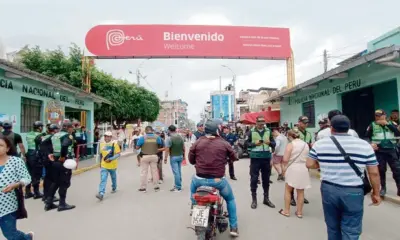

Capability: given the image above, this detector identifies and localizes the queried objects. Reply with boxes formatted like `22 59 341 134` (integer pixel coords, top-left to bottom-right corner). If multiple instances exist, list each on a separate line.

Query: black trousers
25 150 43 193
376 151 400 190
229 162 235 177
43 164 53 200
250 158 271 197
47 161 72 205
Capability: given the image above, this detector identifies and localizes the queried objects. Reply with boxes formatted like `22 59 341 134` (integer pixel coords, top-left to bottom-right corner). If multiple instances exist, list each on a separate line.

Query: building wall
280 63 400 133
0 68 95 146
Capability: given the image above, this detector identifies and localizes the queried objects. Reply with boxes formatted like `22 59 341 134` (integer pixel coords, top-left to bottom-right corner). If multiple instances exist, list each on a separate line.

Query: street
17 154 400 240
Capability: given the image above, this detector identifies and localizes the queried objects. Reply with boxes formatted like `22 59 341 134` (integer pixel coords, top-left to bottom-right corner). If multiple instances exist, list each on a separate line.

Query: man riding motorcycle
189 119 239 237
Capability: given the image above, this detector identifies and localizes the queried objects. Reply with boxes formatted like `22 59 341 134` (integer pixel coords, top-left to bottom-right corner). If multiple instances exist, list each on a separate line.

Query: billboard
211 92 234 122
85 25 291 59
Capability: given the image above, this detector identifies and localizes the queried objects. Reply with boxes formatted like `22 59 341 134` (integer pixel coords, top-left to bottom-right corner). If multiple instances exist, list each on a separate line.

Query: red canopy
240 110 280 125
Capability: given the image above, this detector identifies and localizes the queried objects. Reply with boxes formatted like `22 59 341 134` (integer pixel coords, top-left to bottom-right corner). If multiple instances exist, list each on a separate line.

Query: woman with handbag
279 129 311 218
0 135 34 239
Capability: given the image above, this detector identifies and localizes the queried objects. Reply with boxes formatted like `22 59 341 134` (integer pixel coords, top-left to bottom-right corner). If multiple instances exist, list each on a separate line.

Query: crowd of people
1 107 400 239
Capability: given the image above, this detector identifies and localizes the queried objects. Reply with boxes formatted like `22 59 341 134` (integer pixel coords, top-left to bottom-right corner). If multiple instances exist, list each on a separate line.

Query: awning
239 110 280 124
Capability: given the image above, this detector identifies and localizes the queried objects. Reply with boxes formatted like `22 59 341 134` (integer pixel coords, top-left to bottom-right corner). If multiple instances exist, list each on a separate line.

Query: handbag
330 136 372 195
14 185 28 219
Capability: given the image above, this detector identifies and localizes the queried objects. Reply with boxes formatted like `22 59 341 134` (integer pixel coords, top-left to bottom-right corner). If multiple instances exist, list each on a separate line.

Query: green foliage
18 44 160 123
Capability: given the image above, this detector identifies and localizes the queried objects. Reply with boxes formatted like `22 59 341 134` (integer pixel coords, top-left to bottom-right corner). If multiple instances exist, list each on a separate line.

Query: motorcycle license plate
191 206 210 227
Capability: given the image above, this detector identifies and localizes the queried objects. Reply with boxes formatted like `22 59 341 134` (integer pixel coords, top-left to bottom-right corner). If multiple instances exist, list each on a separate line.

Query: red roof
240 110 280 124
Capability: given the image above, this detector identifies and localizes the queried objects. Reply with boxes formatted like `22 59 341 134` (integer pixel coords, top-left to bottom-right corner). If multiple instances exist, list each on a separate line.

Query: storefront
0 59 111 148
266 27 400 137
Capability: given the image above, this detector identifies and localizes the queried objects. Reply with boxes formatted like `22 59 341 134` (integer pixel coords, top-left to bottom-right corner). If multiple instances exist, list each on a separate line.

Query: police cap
33 121 44 128
62 121 73 129
48 124 59 131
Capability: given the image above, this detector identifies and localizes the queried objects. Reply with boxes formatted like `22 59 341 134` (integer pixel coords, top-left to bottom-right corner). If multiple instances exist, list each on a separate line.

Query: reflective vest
298 129 312 144
26 131 41 150
141 135 159 155
51 131 72 156
371 122 396 149
249 127 271 159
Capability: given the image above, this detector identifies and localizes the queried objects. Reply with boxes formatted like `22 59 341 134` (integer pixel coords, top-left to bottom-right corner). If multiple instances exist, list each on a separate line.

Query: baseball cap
331 115 350 132
256 116 265 122
104 131 113 136
375 109 386 116
298 116 309 123
197 122 204 127
319 118 328 124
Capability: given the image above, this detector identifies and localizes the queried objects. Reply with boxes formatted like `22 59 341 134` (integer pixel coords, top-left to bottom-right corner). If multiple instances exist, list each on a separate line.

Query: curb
309 169 400 205
72 151 135 176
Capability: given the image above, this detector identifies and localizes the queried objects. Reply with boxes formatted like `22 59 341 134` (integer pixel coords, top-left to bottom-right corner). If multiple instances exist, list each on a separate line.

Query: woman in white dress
279 129 311 218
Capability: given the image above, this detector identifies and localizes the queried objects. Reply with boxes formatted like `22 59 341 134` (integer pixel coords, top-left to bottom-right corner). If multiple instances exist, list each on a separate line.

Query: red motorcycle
191 186 229 240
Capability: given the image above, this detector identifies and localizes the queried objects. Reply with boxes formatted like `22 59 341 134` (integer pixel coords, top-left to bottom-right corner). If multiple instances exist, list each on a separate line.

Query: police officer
191 123 206 143
25 121 45 199
44 121 76 212
39 124 59 206
291 116 312 206
247 116 275 209
222 126 239 180
366 109 400 197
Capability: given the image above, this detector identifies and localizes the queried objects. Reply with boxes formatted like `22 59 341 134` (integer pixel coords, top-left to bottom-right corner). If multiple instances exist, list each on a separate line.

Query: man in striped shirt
306 115 381 240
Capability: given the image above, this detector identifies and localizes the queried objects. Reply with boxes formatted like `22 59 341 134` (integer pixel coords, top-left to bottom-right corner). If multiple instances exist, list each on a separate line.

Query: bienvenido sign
289 79 362 105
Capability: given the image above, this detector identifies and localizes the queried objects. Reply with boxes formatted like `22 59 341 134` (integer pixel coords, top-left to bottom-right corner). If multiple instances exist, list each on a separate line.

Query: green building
0 59 111 149
266 27 400 137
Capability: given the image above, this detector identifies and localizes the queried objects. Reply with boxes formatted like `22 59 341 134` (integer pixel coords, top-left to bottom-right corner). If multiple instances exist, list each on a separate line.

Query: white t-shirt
274 134 289 156
316 128 359 141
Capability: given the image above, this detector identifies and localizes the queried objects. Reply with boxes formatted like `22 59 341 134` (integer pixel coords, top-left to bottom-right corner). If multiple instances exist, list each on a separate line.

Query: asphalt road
15 155 400 240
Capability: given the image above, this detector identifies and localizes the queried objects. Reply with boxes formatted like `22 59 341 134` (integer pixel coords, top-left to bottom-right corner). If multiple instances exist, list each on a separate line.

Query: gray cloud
1 0 399 120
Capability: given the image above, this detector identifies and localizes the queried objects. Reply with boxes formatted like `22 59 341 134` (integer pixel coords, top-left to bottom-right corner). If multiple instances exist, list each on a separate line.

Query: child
96 131 121 201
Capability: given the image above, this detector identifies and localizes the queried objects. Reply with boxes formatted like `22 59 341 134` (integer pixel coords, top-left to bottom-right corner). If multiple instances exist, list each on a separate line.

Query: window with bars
302 101 315 128
21 97 42 133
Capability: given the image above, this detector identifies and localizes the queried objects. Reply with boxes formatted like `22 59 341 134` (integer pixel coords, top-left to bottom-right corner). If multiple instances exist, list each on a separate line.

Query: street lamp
221 65 237 121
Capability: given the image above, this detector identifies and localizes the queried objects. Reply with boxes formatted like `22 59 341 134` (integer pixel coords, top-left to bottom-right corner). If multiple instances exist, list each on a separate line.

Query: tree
18 44 160 125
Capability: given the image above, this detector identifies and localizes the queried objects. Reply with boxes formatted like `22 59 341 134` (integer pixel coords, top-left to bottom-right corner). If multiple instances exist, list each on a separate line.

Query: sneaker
158 180 164 184
138 188 147 193
96 194 104 201
170 188 182 192
154 187 160 192
230 228 239 237
28 231 34 240
111 189 117 194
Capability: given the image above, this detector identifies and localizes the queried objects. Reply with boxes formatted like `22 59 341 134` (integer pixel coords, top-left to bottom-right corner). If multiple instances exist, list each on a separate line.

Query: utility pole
232 74 236 121
136 69 141 86
323 49 328 73
219 76 223 120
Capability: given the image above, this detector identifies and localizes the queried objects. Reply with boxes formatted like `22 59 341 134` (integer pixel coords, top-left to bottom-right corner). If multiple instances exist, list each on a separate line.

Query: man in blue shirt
136 126 164 192
223 126 239 180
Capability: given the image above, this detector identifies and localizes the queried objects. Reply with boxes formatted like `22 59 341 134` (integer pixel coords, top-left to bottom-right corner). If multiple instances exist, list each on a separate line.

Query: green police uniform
249 127 272 159
46 130 75 211
25 131 44 197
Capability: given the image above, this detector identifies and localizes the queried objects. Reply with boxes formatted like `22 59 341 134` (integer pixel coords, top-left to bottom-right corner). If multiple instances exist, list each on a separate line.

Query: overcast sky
1 0 399 121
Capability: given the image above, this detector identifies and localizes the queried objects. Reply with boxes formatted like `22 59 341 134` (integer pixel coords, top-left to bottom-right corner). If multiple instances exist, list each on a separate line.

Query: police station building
266 27 400 137
0 59 110 148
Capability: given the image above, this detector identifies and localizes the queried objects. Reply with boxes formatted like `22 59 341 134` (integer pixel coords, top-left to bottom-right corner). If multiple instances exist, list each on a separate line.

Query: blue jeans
190 175 238 228
0 212 31 240
170 156 183 190
99 168 117 195
321 182 364 240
